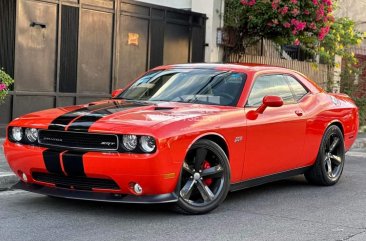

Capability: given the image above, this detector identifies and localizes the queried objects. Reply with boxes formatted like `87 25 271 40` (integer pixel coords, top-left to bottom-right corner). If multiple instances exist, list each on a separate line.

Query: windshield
116 69 247 106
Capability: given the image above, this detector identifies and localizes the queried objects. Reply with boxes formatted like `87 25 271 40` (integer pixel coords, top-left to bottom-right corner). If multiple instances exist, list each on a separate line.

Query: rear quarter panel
299 92 358 166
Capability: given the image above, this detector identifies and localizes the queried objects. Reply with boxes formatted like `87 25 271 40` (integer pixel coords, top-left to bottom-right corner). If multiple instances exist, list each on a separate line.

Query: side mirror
111 89 123 98
247 96 284 120
257 95 284 114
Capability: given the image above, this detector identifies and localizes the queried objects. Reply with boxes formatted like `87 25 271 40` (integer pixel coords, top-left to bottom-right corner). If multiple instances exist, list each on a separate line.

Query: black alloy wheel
305 125 345 186
174 139 230 214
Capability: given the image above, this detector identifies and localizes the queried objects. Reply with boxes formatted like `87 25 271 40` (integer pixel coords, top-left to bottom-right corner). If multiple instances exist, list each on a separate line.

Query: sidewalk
0 133 365 189
347 132 366 158
351 133 366 151
0 138 19 189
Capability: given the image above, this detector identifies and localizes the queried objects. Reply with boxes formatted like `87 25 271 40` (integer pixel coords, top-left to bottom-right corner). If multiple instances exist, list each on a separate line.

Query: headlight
140 136 156 153
122 135 138 151
11 127 23 142
25 128 38 143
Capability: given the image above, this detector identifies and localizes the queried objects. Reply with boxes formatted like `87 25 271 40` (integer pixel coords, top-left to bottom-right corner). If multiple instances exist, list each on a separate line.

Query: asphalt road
0 154 365 241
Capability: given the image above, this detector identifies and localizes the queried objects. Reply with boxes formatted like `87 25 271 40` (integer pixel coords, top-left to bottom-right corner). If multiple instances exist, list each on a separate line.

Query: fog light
133 183 143 195
22 173 28 182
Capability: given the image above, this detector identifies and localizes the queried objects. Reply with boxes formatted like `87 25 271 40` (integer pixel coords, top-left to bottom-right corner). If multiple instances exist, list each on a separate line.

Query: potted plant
0 69 14 104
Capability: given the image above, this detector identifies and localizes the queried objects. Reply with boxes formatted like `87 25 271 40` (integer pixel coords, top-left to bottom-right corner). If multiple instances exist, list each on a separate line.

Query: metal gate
0 0 206 136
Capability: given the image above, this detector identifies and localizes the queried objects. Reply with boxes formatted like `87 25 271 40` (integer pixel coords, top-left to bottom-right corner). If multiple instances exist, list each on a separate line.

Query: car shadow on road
11 175 315 218
225 175 311 203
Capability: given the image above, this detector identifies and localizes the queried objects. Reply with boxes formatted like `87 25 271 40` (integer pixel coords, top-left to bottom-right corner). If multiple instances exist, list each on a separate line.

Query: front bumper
4 140 182 195
13 181 178 204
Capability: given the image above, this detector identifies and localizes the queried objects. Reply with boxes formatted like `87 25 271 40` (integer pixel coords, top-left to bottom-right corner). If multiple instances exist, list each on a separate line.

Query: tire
173 139 230 214
305 125 345 186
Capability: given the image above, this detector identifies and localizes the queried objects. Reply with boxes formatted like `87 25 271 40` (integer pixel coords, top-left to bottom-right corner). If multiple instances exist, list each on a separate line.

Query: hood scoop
154 106 174 111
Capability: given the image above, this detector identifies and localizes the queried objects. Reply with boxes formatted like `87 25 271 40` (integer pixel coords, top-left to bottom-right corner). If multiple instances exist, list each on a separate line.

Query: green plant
0 69 14 104
319 18 364 68
224 0 334 53
341 61 366 128
355 98 366 128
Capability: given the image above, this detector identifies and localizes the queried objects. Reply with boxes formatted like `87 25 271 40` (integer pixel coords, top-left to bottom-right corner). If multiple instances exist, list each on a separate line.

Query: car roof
154 63 289 72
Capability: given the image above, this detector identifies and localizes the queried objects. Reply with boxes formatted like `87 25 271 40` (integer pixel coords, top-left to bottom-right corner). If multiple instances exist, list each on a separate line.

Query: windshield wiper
193 71 231 96
112 97 134 100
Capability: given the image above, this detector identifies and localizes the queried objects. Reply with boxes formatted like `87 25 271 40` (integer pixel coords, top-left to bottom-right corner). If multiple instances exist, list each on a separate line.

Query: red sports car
4 64 359 214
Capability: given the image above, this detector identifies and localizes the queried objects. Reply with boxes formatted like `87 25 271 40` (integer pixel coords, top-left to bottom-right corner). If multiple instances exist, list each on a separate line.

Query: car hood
10 100 236 134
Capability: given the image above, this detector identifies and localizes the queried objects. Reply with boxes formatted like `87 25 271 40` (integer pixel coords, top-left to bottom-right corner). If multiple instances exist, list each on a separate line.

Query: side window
247 75 295 106
285 76 308 101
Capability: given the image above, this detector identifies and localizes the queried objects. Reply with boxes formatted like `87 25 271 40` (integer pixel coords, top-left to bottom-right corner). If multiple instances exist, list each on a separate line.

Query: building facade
136 0 225 62
0 0 207 136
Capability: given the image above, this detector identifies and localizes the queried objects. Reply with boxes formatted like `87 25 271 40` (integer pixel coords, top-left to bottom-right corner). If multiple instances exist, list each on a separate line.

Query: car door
242 74 307 180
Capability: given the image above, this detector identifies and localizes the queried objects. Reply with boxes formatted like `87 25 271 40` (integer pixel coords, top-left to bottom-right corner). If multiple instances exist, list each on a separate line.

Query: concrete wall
336 0 366 46
336 0 366 32
135 0 225 63
135 0 192 9
191 0 224 63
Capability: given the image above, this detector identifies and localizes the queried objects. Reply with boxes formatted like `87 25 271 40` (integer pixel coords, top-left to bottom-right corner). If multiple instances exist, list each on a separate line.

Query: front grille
32 172 120 190
38 130 119 151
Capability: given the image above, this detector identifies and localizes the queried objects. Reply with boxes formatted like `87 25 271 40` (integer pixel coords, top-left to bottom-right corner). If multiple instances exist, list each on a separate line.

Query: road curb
0 172 18 190
352 138 366 150
347 152 366 158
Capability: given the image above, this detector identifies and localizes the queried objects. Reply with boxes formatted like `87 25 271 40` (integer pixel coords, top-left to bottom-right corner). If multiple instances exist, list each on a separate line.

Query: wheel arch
326 120 345 137
187 133 230 161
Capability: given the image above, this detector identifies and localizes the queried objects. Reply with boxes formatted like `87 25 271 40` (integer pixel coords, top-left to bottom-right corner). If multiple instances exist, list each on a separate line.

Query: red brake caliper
203 161 213 186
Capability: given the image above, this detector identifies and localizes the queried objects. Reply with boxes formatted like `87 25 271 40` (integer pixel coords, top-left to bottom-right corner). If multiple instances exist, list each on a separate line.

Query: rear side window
247 75 296 106
285 76 308 101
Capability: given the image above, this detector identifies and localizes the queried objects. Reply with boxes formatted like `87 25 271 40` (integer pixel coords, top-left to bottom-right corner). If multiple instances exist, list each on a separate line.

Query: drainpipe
218 0 225 62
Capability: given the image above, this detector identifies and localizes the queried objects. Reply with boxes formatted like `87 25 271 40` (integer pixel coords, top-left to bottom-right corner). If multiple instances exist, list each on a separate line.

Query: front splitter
12 181 178 204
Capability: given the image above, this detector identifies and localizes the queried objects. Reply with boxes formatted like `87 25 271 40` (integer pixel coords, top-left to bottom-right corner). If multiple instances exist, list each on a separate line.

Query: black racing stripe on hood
66 101 149 132
43 149 64 174
62 151 86 177
48 107 89 131
48 102 118 131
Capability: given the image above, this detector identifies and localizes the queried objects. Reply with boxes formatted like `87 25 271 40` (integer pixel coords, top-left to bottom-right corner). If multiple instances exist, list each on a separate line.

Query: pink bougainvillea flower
322 0 332 6
291 8 300 16
272 2 278 9
316 4 325 21
291 19 307 31
271 0 280 9
304 9 310 15
240 0 256 6
313 0 319 5
283 22 291 28
0 83 7 91
290 0 298 4
318 26 330 40
280 6 289 15
308 22 317 30
294 39 301 46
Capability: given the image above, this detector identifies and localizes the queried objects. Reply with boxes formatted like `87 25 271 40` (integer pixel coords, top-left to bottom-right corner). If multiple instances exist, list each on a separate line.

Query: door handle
295 110 303 116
